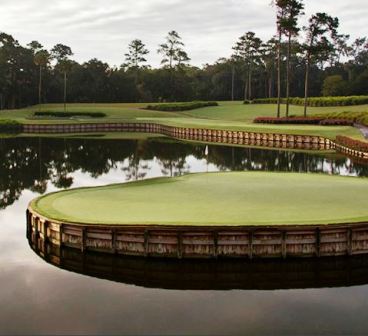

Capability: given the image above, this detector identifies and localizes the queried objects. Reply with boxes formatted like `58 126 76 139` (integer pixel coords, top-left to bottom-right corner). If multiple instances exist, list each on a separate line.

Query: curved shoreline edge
27 205 368 259
22 122 368 160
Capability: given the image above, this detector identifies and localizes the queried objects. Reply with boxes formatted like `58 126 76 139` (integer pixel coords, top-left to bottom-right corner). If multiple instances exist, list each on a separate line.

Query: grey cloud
0 0 367 67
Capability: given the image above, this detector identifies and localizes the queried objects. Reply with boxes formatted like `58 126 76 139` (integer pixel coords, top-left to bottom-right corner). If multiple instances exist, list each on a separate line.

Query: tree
124 39 149 69
302 13 339 116
33 50 50 106
232 32 263 101
51 44 73 111
157 31 190 69
276 0 304 117
322 75 348 96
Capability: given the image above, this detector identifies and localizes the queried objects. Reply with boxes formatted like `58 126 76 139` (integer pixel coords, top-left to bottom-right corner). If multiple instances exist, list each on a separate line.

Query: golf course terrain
31 172 368 226
2 101 368 141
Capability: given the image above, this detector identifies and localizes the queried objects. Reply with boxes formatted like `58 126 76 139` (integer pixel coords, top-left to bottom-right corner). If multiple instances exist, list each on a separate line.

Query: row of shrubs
336 136 368 152
33 112 106 118
0 120 22 132
253 117 353 126
145 101 218 112
315 111 368 127
245 96 368 107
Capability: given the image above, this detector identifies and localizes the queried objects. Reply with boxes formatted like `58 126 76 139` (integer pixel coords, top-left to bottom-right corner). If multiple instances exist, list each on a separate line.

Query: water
1 135 368 335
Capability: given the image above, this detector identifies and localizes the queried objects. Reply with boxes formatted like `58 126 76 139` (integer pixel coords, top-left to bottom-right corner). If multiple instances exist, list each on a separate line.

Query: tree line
0 0 367 112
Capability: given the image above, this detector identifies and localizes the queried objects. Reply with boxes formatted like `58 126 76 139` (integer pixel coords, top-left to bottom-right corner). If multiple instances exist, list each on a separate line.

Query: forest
0 1 367 110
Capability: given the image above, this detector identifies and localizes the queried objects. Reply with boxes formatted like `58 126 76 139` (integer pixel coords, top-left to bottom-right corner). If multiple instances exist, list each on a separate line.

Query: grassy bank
31 172 368 226
1 101 367 141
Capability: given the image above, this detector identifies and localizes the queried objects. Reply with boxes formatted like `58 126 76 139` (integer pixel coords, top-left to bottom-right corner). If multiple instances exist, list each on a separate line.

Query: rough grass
31 172 368 226
1 101 367 140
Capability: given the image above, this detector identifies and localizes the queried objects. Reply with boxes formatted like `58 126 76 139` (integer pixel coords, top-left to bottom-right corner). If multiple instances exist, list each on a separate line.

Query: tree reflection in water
1 136 367 209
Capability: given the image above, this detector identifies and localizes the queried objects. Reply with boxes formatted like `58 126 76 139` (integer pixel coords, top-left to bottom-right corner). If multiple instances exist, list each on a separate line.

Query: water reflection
1 136 368 210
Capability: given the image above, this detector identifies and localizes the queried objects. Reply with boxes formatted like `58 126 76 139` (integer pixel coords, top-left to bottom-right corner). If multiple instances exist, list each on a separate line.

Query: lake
1 135 368 335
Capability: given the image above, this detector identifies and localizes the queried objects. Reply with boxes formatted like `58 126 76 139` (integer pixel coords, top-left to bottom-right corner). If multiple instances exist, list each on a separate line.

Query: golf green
31 172 368 226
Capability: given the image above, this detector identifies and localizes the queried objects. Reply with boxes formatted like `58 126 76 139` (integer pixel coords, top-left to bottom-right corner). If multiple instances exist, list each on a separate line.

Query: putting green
31 172 368 226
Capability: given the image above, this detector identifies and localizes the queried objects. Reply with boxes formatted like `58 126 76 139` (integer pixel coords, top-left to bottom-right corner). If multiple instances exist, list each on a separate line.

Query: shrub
336 136 368 152
0 120 22 132
319 119 354 126
33 112 106 118
248 96 368 107
314 111 368 126
145 101 218 112
253 117 324 125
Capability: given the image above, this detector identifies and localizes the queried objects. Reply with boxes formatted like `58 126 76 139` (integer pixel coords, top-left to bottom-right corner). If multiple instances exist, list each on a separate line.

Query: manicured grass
1 101 367 141
31 172 368 226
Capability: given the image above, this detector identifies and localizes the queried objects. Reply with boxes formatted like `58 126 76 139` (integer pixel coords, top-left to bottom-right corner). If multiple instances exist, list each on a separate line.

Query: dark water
2 135 368 335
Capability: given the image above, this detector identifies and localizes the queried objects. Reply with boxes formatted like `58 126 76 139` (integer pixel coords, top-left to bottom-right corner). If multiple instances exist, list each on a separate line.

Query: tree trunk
244 74 248 101
231 65 235 101
248 67 252 101
303 55 310 117
63 71 67 113
277 30 282 118
38 65 42 107
286 33 291 117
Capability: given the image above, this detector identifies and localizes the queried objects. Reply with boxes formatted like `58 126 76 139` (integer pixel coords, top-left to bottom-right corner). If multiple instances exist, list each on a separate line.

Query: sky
0 0 367 68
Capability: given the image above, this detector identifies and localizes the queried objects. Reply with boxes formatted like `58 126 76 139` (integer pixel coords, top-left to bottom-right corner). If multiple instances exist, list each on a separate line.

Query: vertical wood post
282 231 287 259
59 224 63 247
81 228 86 252
248 231 253 259
315 228 321 257
213 231 218 258
112 229 117 254
177 232 183 259
347 228 353 256
144 230 149 257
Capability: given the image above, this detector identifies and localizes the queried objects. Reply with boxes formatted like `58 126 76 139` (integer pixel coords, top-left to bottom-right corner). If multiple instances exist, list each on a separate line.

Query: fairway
31 172 368 226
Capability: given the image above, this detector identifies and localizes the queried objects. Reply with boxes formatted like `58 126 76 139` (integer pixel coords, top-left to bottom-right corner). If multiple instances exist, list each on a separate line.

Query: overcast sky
1 0 367 68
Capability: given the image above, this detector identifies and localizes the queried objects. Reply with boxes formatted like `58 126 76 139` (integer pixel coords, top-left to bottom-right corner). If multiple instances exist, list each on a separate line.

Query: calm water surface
1 136 368 335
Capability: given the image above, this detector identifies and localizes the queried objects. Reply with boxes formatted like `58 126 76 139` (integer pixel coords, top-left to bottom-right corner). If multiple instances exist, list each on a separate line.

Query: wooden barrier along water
27 206 368 259
22 122 368 160
27 224 368 290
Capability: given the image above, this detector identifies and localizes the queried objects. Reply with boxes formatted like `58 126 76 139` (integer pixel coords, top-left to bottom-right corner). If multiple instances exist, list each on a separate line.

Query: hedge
0 120 22 132
145 101 218 112
254 117 324 125
254 117 354 126
245 96 368 107
33 112 106 118
315 111 368 127
336 136 368 152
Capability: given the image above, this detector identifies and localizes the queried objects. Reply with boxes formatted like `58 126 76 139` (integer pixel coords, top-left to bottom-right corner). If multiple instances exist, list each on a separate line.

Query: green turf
31 172 368 226
1 102 367 140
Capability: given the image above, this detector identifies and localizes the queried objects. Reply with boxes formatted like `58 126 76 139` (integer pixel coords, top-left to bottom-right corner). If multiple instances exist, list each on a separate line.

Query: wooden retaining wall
27 206 368 259
27 229 368 290
22 122 368 160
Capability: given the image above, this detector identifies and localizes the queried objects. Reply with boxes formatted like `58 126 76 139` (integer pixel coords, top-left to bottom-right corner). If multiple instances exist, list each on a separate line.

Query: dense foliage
249 96 368 106
254 116 353 126
0 119 22 132
145 101 218 111
33 111 106 118
0 3 367 111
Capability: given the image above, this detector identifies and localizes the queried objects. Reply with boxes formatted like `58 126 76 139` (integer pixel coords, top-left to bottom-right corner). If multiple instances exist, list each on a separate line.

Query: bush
145 101 218 112
319 119 354 126
254 116 354 126
33 112 106 118
254 117 324 125
336 136 368 152
0 120 22 132
247 96 368 107
315 111 368 127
